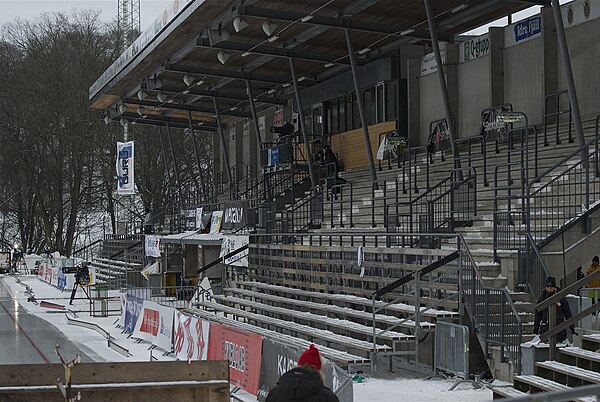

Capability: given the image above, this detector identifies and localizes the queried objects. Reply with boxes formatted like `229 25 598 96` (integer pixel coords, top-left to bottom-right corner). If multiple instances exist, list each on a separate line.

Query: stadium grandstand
87 0 600 400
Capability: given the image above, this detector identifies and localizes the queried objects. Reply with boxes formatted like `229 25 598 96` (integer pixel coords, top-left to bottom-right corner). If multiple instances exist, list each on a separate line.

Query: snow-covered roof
160 231 223 245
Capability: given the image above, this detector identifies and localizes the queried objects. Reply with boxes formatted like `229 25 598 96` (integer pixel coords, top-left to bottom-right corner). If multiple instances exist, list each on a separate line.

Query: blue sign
124 294 144 334
268 146 280 166
514 17 542 43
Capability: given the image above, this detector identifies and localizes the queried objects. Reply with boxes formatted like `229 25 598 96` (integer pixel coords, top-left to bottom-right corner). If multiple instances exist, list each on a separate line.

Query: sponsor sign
145 235 161 258
219 235 249 267
420 48 446 77
427 118 452 154
507 16 541 46
566 0 597 27
460 34 490 63
258 116 266 136
123 294 144 334
273 109 284 126
173 311 210 361
243 121 250 137
209 211 223 233
480 104 513 142
133 299 174 352
268 146 280 166
257 339 353 402
208 323 263 396
183 209 197 230
116 141 135 195
222 201 251 230
195 207 204 230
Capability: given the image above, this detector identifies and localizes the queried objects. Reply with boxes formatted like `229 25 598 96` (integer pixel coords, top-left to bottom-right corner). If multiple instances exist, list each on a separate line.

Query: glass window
376 83 384 123
339 97 346 133
346 95 353 131
386 82 397 121
303 108 312 136
352 92 360 129
331 99 338 134
364 87 376 126
313 105 323 137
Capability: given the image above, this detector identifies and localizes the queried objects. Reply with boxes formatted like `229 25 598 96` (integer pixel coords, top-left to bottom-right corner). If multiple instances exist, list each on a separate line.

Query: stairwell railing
455 134 488 187
518 232 551 297
266 187 323 233
544 90 573 146
401 145 432 195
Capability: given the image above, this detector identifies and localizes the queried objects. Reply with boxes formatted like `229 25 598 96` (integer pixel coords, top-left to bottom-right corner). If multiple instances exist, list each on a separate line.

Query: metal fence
434 321 470 379
125 285 202 309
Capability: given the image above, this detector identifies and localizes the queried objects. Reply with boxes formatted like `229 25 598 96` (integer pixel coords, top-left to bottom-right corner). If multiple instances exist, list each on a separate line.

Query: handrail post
549 304 556 361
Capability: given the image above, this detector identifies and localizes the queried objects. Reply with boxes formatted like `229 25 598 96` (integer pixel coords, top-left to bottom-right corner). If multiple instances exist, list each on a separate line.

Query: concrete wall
503 38 544 126
458 55 490 137
419 73 446 145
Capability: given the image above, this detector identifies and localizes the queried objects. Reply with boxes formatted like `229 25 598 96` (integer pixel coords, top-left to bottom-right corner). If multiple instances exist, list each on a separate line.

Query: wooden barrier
0 360 229 402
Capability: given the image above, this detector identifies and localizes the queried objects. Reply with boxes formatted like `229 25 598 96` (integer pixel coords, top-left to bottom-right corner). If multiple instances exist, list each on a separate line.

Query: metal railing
544 90 573 146
433 321 470 380
455 135 488 187
401 145 432 195
126 285 201 309
518 233 550 296
507 383 600 402
324 182 354 229
267 187 323 233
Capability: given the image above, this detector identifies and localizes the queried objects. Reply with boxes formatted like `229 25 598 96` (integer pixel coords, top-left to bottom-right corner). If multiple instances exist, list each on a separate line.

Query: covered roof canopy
90 0 548 129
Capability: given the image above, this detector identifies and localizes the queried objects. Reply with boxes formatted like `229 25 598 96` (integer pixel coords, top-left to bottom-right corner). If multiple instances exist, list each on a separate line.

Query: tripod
69 269 91 305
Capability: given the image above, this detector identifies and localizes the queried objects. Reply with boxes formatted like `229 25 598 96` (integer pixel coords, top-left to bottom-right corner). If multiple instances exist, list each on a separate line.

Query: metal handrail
519 232 551 296
455 134 487 187
544 89 573 146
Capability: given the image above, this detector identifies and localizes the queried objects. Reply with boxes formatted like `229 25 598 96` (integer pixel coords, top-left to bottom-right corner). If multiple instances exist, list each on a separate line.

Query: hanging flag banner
145 235 161 257
480 104 513 142
173 311 210 361
133 299 174 352
141 261 160 281
122 294 144 334
219 234 249 267
427 118 452 154
208 323 263 396
116 141 135 195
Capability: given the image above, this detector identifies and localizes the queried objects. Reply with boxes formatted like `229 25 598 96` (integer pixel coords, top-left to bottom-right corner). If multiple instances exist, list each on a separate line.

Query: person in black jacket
266 344 339 402
533 276 576 342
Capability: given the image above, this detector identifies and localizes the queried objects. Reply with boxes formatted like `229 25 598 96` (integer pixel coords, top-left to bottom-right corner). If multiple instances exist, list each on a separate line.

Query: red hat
298 344 322 370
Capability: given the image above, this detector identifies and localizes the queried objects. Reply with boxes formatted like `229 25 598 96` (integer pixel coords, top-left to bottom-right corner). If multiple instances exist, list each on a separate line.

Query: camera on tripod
270 122 295 137
75 264 90 286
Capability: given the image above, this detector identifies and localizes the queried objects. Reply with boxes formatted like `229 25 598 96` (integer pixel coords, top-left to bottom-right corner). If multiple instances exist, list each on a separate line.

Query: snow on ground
2 274 493 401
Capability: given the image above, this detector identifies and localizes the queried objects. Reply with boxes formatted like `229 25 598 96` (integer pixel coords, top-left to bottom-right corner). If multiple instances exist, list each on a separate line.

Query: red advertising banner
208 323 263 395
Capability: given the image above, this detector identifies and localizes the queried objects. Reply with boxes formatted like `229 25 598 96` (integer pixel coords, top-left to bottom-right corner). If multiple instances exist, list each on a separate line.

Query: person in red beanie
266 344 339 402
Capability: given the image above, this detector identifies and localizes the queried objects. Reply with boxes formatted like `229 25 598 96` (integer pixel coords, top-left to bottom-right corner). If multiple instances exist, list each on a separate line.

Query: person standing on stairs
533 276 576 343
585 256 600 306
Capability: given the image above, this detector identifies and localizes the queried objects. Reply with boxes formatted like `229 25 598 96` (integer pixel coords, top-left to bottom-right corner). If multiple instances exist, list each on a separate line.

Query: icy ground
1 275 493 401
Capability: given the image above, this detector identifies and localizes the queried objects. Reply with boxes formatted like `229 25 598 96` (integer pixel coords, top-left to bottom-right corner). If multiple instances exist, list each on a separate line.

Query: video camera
75 263 90 286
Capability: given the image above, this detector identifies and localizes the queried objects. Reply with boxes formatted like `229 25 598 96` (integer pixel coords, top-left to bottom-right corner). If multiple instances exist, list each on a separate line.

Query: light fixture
268 35 279 43
197 122 204 126
118 104 127 114
218 28 231 42
282 82 291 88
262 20 278 36
157 92 168 103
400 29 415 36
233 16 249 32
183 89 190 94
267 89 276 94
183 73 195 86
217 50 231 64
120 118 128 127
104 115 112 124
324 62 335 68
358 47 371 55
241 51 251 57
196 80 205 86
300 15 313 23
137 90 148 100
230 107 237 111
451 3 468 13
298 76 307 82
497 112 523 123
136 106 145 116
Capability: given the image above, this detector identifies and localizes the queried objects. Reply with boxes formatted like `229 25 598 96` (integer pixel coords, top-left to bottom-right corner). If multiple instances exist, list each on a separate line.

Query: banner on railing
132 299 174 352
145 235 161 257
219 235 249 267
116 141 135 195
173 311 210 361
122 294 144 334
210 211 223 233
427 118 452 154
480 104 513 142
208 323 263 396
222 201 253 230
256 339 353 402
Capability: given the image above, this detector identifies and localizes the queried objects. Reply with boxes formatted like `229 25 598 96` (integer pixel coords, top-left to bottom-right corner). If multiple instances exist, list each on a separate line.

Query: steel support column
246 79 262 145
551 1 588 166
344 28 377 185
188 111 208 202
289 58 318 189
165 122 183 204
423 0 459 166
212 97 234 185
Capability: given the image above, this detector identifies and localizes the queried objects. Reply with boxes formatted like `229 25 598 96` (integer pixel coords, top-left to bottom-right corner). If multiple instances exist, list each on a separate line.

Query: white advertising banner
173 311 210 361
219 234 249 267
133 299 174 352
209 211 223 233
145 235 161 257
116 141 135 195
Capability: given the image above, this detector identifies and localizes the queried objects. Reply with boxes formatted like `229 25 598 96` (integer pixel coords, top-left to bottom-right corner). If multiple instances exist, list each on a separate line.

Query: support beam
116 113 217 131
124 97 252 118
246 79 262 145
154 85 287 105
344 28 377 186
197 37 356 66
213 97 234 186
551 1 588 166
289 58 318 189
423 0 459 166
238 6 453 42
188 111 208 202
165 122 183 204
165 63 312 86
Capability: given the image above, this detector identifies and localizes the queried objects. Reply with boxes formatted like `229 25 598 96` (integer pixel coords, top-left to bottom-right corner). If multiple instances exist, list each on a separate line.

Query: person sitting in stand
319 145 346 194
533 276 576 343
586 256 600 305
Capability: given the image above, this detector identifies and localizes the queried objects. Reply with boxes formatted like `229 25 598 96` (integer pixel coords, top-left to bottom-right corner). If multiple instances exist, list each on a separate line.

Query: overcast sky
0 0 171 30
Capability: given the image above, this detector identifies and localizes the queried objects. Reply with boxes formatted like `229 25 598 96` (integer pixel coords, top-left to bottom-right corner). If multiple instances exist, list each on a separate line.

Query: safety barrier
433 321 470 379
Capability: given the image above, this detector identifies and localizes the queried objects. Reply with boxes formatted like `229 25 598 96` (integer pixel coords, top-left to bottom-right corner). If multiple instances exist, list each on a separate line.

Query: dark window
364 87 376 126
352 92 360 129
313 105 323 137
331 99 338 134
386 82 397 121
346 95 353 131
339 97 346 133
303 108 312 136
376 84 384 122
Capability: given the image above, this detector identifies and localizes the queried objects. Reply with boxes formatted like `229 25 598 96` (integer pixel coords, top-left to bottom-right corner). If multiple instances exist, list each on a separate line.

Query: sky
0 0 172 30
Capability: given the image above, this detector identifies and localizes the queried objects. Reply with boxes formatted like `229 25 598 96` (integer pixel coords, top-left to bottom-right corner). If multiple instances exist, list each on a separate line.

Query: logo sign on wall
116 141 135 195
460 34 490 63
480 104 513 142
514 16 542 43
173 311 210 361
209 211 223 233
273 109 284 127
208 323 263 396
427 118 452 154
222 201 251 230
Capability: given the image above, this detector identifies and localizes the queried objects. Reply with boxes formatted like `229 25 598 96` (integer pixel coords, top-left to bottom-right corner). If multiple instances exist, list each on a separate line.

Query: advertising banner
222 201 252 230
116 141 135 195
257 339 353 402
208 323 263 395
480 104 513 142
219 235 249 267
209 211 223 233
173 311 210 361
145 235 161 257
133 299 174 352
460 33 490 63
427 118 452 154
123 294 144 334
